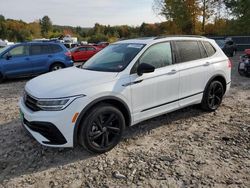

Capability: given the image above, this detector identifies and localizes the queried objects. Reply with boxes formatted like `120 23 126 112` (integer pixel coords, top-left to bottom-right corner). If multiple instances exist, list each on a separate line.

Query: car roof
115 35 210 45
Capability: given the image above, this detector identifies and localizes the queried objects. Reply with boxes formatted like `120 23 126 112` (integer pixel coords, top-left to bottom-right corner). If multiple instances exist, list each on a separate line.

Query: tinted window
203 41 216 57
198 41 207 58
51 44 63 53
139 42 172 69
82 43 145 72
176 41 201 62
78 47 86 51
30 45 51 55
8 45 29 57
87 47 96 51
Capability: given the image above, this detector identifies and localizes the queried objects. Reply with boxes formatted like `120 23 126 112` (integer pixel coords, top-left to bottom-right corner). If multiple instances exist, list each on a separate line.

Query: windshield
82 43 145 72
0 45 12 55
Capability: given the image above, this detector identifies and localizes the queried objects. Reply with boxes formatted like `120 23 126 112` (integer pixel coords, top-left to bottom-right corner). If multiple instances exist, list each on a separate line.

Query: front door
2 44 32 77
129 42 180 123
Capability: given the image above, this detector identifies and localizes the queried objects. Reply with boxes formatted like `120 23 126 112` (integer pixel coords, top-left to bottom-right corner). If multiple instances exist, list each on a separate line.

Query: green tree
154 0 200 34
0 15 7 39
40 16 52 38
224 0 250 34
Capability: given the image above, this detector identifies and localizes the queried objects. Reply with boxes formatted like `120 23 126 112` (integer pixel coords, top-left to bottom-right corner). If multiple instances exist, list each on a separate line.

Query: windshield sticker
127 44 144 49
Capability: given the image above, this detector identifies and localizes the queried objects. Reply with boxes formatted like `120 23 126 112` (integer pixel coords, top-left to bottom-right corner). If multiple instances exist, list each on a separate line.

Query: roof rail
31 39 61 43
154 35 207 40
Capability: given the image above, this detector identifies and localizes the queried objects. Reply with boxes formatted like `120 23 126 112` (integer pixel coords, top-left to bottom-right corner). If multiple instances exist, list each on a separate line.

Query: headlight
36 95 85 111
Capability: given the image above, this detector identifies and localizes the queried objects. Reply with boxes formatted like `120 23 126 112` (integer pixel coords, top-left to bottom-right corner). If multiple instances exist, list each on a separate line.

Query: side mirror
137 63 155 76
5 53 12 60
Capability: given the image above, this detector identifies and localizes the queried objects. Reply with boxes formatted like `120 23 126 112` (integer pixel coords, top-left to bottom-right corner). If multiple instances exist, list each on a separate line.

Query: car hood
25 67 118 98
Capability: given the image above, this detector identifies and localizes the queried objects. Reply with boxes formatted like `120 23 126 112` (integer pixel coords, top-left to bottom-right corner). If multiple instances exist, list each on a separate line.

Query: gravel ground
0 54 249 188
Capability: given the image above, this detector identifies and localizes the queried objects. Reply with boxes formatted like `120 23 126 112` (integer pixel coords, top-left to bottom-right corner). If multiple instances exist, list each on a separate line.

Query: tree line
0 0 249 43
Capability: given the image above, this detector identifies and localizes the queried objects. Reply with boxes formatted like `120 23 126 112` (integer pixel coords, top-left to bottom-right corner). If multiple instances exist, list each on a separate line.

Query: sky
0 0 164 27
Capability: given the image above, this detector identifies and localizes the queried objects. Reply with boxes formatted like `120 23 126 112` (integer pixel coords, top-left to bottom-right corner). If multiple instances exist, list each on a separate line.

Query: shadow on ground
0 105 206 182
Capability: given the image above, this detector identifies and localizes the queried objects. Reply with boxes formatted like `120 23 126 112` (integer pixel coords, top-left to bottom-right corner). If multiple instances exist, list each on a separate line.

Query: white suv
19 36 231 153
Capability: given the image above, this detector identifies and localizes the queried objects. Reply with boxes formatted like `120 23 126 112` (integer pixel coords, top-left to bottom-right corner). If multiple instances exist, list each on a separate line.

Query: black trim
122 80 143 87
23 118 67 145
227 81 231 85
141 91 204 112
73 96 131 146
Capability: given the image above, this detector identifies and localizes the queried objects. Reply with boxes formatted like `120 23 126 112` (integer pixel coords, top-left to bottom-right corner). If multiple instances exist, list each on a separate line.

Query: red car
93 42 109 49
70 45 101 62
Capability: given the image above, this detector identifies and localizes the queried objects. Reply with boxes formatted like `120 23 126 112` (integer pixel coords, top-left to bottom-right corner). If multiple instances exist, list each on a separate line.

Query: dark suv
0 41 73 82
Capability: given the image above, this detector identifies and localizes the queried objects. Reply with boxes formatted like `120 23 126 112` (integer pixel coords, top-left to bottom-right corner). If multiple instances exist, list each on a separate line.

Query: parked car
215 39 237 57
93 42 109 49
70 45 101 62
238 49 250 77
19 36 231 153
0 41 73 82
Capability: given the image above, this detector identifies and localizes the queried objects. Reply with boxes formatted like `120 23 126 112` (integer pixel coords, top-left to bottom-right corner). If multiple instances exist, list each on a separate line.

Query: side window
87 47 96 51
51 44 63 53
139 42 173 69
203 41 216 57
8 45 28 57
30 45 43 55
41 45 51 54
78 47 86 51
175 41 201 62
198 41 208 58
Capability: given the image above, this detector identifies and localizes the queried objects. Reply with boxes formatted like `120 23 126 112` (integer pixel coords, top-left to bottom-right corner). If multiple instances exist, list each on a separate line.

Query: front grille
24 93 41 111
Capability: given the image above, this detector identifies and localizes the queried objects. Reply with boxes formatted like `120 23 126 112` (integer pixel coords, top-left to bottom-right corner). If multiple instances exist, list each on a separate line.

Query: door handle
167 69 178 75
203 62 210 66
48 55 53 58
25 57 30 60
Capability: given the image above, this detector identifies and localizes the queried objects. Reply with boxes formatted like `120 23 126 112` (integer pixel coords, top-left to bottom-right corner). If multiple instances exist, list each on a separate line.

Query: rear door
1 44 32 77
174 40 212 107
29 44 51 73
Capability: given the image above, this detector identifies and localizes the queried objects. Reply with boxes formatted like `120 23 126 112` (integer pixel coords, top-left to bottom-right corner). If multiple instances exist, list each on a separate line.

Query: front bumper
19 96 88 147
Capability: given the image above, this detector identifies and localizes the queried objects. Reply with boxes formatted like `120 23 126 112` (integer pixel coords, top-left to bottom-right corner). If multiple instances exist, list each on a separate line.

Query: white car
19 36 231 153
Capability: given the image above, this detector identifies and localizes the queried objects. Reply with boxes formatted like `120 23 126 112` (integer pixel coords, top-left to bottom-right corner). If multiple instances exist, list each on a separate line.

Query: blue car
0 41 73 82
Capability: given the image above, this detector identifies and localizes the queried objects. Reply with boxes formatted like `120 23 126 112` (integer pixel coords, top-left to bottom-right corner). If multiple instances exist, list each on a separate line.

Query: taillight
65 51 72 59
228 59 232 68
65 51 71 57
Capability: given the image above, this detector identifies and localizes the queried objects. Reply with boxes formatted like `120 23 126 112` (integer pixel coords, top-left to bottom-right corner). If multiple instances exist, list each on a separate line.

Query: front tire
201 81 224 111
78 104 125 153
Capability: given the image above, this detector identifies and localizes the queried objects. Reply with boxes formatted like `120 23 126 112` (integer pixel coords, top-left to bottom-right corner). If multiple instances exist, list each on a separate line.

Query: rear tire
50 63 64 71
201 80 224 112
78 103 125 153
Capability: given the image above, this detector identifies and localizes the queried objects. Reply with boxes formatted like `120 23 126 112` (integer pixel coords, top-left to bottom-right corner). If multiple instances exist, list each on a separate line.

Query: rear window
203 41 216 57
51 44 63 53
175 41 201 62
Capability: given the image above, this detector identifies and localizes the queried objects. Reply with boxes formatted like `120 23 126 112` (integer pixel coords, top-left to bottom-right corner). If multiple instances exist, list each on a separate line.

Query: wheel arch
49 61 65 70
73 96 131 146
204 74 227 95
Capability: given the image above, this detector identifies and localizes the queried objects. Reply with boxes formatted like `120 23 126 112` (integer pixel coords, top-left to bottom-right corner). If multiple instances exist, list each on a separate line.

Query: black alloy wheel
201 80 224 111
79 104 125 153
